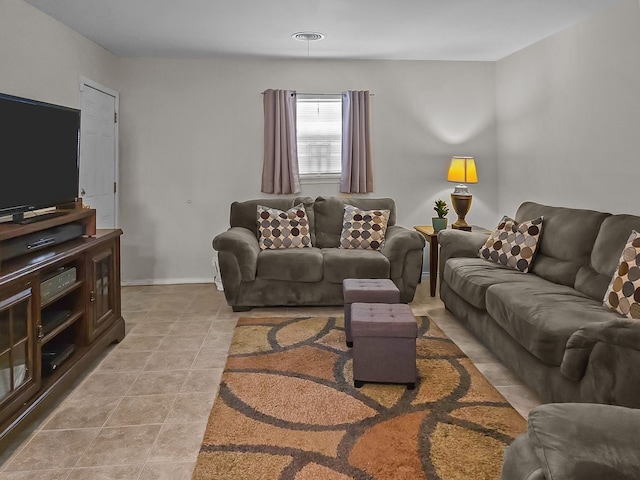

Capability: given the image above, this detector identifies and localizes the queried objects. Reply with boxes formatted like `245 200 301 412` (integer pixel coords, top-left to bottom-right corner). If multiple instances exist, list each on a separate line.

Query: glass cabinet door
87 245 116 343
0 285 38 413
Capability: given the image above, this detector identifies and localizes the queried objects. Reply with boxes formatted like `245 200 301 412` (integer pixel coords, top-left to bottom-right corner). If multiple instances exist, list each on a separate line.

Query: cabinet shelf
40 346 85 384
40 311 83 346
40 281 83 309
0 226 124 449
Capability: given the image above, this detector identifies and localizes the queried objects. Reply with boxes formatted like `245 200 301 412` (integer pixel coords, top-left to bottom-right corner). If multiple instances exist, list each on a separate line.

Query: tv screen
0 92 80 218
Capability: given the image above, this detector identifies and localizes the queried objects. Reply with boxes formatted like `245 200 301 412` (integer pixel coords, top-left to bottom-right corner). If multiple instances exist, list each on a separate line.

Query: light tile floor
0 281 541 479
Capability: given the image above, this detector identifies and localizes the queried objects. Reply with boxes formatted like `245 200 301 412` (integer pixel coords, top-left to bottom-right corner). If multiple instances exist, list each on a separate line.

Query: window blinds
296 95 342 176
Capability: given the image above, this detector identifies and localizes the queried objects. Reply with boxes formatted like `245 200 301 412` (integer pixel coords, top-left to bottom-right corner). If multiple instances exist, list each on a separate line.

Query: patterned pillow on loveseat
339 205 390 250
257 204 312 250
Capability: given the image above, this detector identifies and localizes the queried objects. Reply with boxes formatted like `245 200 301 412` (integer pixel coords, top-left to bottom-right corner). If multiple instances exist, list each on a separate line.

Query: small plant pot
432 217 448 232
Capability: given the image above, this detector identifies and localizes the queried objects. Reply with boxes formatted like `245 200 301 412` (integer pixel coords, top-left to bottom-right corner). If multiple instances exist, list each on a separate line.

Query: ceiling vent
291 32 325 42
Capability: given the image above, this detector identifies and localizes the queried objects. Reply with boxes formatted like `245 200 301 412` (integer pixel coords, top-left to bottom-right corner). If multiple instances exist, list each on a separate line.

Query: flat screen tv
0 92 80 224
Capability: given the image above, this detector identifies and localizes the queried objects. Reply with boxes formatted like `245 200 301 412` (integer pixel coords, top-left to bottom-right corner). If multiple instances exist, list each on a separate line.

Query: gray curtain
341 90 373 193
261 89 300 194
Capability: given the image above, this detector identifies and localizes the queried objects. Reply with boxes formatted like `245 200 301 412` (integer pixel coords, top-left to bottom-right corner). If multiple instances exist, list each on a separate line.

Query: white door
79 82 117 228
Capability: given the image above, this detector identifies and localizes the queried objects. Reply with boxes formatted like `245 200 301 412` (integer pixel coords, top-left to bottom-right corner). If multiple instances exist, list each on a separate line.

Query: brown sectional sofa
213 196 425 311
439 201 640 407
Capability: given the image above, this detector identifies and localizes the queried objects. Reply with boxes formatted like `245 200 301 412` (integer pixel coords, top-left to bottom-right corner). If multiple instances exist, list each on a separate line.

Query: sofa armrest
525 403 640 480
381 226 425 277
500 435 546 480
212 227 260 281
437 229 489 273
380 226 425 303
561 318 640 381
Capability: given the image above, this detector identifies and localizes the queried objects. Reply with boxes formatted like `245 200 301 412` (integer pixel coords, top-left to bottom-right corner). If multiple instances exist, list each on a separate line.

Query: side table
413 225 490 297
413 226 439 297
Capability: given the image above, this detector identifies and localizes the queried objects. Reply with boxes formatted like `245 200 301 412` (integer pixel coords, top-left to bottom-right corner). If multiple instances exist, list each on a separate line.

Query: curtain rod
261 91 375 96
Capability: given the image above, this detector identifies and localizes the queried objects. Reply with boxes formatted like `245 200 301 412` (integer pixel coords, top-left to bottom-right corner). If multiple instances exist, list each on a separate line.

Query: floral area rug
192 315 525 480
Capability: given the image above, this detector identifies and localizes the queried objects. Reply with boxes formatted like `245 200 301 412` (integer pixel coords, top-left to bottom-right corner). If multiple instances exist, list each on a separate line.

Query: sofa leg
354 380 365 388
346 341 353 348
407 382 415 390
232 306 251 312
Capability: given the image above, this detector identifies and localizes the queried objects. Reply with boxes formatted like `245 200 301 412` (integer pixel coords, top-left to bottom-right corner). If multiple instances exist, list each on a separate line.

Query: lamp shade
447 156 478 184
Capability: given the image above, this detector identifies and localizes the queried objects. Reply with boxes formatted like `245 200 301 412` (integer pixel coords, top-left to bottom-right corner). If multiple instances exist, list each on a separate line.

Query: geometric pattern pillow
478 215 544 273
603 230 640 319
339 205 390 250
257 204 312 250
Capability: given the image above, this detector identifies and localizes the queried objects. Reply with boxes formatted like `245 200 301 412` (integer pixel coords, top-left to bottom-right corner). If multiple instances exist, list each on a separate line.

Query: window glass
296 95 342 177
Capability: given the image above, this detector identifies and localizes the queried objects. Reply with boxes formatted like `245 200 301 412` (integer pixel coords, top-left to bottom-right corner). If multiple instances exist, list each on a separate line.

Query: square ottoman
343 278 400 347
351 302 418 389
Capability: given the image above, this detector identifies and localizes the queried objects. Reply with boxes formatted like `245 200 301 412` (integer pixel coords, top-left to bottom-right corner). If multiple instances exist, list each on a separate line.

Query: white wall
0 0 119 109
7 0 639 285
117 58 498 284
496 0 640 216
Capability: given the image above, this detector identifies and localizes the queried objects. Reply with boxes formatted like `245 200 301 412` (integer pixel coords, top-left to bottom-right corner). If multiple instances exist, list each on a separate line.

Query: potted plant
432 199 449 232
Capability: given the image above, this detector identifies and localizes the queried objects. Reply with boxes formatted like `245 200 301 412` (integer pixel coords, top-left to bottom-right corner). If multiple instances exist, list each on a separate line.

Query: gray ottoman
343 278 400 347
351 302 418 389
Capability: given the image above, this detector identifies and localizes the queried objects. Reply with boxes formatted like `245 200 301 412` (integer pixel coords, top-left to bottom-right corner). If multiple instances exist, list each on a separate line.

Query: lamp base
451 193 473 230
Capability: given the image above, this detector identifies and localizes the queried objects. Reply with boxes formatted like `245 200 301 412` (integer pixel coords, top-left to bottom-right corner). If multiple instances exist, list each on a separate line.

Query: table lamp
447 156 478 230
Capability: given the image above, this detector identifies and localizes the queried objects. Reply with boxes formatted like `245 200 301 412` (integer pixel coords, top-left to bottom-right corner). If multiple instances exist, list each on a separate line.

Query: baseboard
121 278 215 286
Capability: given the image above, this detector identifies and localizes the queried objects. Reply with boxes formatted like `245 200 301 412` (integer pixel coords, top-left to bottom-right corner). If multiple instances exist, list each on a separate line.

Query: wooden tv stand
0 208 124 449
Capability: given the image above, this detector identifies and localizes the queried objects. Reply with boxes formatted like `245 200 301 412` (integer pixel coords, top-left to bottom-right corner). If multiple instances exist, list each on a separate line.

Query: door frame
78 76 120 227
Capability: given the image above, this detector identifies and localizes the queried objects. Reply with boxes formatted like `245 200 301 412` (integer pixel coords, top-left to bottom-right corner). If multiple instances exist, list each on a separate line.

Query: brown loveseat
213 196 425 311
439 201 640 407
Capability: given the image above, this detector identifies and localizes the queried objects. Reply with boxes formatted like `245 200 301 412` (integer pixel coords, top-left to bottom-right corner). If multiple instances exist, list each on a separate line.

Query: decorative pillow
478 216 544 273
257 204 312 250
603 230 640 319
339 206 390 250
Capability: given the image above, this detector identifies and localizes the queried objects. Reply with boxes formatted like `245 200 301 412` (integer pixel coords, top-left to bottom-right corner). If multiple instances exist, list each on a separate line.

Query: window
296 94 342 180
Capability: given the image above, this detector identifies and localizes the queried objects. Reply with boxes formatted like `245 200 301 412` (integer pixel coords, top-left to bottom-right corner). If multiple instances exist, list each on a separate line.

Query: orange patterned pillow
603 230 640 319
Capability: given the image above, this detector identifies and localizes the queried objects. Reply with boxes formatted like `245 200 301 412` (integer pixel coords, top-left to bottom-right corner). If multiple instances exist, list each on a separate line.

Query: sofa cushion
339 206 390 250
575 214 640 301
230 197 316 244
314 196 396 248
444 258 550 310
256 248 323 282
527 403 640 480
322 248 390 284
479 216 543 272
515 202 609 287
603 230 640 319
486 281 619 365
257 204 312 250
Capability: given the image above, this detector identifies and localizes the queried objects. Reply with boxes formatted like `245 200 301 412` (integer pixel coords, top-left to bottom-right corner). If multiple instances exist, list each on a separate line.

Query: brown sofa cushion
444 257 549 310
257 248 323 282
515 202 609 287
322 248 390 284
485 281 619 366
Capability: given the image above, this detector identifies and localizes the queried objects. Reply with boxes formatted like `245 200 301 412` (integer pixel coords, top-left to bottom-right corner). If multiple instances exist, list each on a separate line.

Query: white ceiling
24 0 624 61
